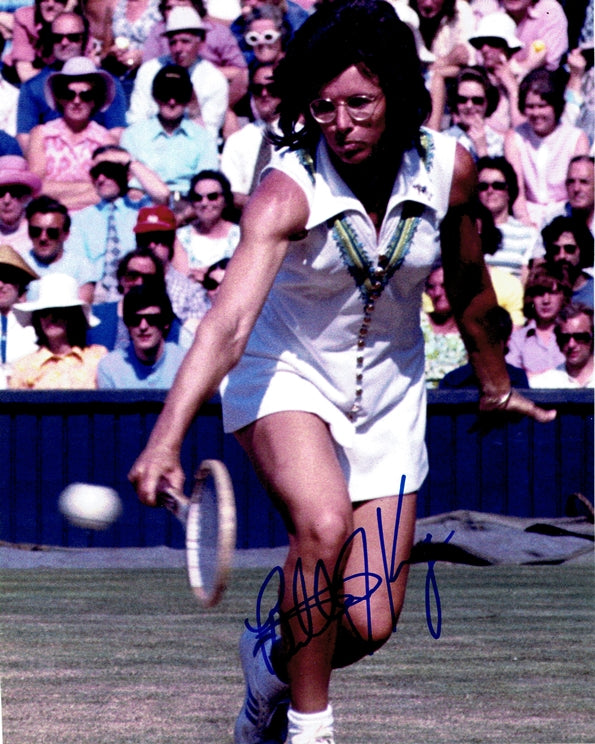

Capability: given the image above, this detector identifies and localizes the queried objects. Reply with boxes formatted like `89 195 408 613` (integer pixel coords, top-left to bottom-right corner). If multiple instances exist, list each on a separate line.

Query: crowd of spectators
0 0 592 390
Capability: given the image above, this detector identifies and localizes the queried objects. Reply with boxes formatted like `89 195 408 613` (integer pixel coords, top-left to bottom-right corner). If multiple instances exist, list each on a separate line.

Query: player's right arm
128 169 309 505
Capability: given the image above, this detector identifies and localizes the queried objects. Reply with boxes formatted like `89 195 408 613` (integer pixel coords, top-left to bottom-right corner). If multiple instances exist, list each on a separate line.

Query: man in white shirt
127 6 228 141
530 303 594 388
220 62 281 210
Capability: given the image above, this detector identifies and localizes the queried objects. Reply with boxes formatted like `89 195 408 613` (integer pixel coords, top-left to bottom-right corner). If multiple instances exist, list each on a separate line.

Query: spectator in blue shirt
121 63 218 198
97 280 186 388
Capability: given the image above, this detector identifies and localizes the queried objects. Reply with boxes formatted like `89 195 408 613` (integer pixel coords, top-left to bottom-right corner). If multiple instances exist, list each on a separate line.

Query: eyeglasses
244 30 281 46
552 243 579 255
28 225 62 240
52 32 84 44
201 275 222 291
127 312 166 328
478 181 508 192
456 95 486 106
190 191 223 203
558 332 593 346
136 233 174 248
309 94 380 124
58 88 95 103
0 184 31 199
250 82 280 98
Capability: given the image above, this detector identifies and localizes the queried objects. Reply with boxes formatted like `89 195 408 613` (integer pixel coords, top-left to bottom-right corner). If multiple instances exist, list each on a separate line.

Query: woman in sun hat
9 272 107 389
0 155 42 254
26 56 119 213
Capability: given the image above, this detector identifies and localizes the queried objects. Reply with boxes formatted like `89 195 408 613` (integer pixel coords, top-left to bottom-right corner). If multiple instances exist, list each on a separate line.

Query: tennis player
129 2 555 742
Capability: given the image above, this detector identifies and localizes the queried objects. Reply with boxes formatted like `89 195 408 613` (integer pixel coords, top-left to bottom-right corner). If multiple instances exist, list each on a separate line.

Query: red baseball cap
133 205 177 233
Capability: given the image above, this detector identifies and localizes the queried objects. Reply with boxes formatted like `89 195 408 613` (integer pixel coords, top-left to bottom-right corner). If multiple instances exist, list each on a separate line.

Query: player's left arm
441 144 555 422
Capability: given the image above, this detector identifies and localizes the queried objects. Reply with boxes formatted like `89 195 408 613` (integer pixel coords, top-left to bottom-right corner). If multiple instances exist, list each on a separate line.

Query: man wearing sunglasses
128 6 228 141
221 62 281 210
23 195 96 303
97 280 186 389
0 156 42 256
16 11 127 154
530 302 594 388
542 215 594 309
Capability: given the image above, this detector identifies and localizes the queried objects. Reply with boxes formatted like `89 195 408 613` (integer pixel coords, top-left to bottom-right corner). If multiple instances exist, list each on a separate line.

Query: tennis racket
157 459 236 608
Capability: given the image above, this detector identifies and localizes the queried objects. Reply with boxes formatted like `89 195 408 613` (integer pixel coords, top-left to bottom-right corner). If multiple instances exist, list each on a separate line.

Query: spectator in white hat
128 6 228 140
9 272 108 389
26 56 119 213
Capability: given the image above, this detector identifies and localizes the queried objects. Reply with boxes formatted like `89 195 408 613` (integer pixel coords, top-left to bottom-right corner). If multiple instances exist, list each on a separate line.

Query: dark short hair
271 0 431 159
25 195 71 232
449 66 500 118
542 215 594 270
188 169 237 220
122 279 175 328
116 247 166 293
476 156 519 213
32 306 88 349
485 304 513 346
152 63 193 104
519 67 566 122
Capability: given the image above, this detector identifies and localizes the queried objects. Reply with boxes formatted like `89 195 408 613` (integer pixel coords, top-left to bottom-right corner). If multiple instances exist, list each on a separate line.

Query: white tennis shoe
288 728 335 744
234 628 290 744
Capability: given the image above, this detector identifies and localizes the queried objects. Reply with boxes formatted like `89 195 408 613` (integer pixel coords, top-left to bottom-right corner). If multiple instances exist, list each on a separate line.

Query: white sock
288 704 334 738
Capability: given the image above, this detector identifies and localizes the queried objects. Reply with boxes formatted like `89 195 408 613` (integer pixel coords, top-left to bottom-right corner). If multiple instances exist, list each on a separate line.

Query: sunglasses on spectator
127 312 167 327
201 275 222 291
58 88 95 103
245 30 281 46
123 270 155 282
558 332 593 346
456 95 486 106
250 82 280 98
551 243 579 255
28 225 62 239
136 233 174 248
478 181 507 192
52 32 84 44
190 191 223 202
0 184 31 199
309 94 380 124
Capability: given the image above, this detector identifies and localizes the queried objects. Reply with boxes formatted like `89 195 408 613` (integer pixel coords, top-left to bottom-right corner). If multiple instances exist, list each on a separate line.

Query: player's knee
298 507 354 566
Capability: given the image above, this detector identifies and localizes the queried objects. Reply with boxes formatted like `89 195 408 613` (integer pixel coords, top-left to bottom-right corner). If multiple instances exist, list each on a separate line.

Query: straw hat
45 56 116 113
0 155 42 195
469 13 523 51
13 273 100 328
163 6 205 35
0 244 39 282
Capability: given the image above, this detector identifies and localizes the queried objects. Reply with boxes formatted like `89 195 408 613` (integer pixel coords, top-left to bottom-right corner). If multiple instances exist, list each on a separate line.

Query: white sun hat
163 6 205 35
13 273 100 328
469 13 524 51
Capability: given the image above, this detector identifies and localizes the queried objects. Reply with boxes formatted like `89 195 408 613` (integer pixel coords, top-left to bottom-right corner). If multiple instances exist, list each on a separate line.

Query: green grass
1 564 593 744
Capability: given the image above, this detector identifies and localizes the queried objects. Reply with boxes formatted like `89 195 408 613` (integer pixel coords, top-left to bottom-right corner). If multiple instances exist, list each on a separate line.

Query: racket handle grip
156 482 190 525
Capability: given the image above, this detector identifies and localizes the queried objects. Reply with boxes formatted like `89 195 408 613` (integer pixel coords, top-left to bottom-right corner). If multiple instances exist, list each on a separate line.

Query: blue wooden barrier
0 390 592 549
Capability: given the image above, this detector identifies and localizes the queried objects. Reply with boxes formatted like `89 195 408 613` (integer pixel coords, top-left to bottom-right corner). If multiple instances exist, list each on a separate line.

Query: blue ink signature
244 476 455 670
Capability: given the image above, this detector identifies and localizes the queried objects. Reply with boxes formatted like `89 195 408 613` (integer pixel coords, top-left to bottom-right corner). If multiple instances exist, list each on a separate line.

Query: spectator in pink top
27 56 118 213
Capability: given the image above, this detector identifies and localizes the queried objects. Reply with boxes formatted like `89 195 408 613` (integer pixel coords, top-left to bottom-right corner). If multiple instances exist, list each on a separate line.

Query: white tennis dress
221 129 456 501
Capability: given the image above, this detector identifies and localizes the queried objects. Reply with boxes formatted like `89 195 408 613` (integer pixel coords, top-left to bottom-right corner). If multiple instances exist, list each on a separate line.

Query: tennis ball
531 40 546 53
59 484 122 530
